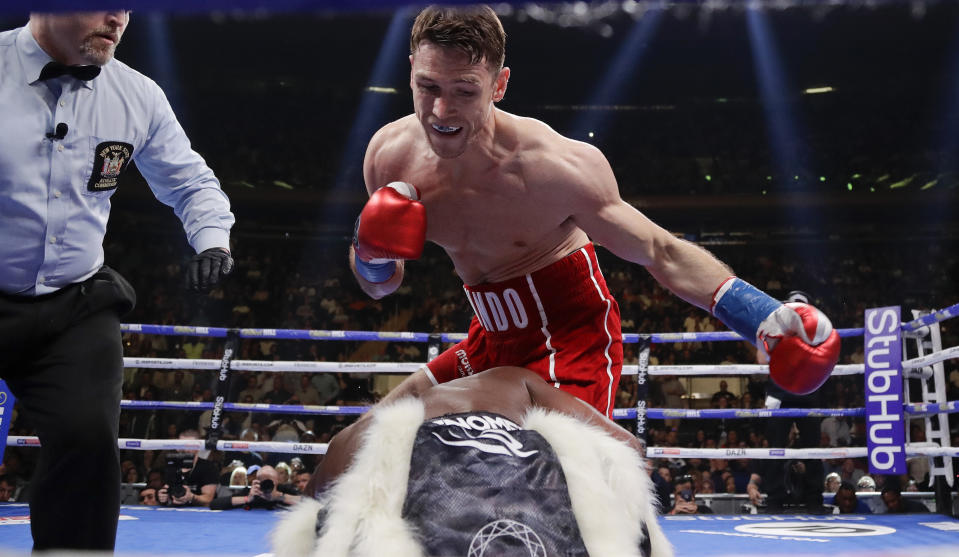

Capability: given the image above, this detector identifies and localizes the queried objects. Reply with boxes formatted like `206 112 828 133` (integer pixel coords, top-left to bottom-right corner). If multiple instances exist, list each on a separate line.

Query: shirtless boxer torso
350 5 839 417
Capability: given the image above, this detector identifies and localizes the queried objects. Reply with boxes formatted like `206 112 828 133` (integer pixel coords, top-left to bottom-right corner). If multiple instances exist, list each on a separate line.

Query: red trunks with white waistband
426 243 623 417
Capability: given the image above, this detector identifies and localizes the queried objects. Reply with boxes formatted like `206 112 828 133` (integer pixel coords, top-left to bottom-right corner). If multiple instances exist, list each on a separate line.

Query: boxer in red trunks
350 6 840 414
426 243 622 417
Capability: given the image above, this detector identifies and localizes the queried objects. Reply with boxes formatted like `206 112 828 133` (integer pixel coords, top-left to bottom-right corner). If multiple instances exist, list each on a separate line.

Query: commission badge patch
88 141 134 192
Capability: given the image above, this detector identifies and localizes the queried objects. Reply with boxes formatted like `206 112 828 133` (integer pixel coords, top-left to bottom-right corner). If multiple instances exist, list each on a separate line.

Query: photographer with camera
156 430 219 507
210 465 301 510
667 475 713 515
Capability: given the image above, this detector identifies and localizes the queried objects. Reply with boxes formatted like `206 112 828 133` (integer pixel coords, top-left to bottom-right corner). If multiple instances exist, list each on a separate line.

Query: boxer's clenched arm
561 142 732 311
350 125 409 299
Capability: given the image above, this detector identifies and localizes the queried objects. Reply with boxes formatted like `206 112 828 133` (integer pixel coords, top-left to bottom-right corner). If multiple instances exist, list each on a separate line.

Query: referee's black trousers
0 267 135 551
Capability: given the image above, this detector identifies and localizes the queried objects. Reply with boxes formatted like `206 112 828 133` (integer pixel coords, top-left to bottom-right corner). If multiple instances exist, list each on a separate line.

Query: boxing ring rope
121 356 874 376
6 436 327 454
5 302 959 467
6 437 958 459
122 324 871 343
116 299 959 341
114 351 957 382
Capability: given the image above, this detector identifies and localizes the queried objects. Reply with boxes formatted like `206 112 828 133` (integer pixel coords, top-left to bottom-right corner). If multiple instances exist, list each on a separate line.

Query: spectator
828 482 870 514
209 465 301 510
229 466 248 488
0 474 18 502
145 469 164 492
163 371 191 402
293 470 312 495
820 415 852 447
824 472 841 494
839 458 865 485
857 475 886 513
138 487 159 506
710 380 736 406
857 475 877 492
219 459 245 486
275 461 293 489
262 375 293 405
123 465 140 484
292 374 321 406
237 376 262 403
700 478 716 494
668 474 713 515
880 482 929 514
156 430 220 507
651 464 673 513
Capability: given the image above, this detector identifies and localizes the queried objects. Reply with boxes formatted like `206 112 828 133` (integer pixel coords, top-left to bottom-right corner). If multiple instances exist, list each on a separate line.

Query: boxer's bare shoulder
364 115 422 194
508 113 618 205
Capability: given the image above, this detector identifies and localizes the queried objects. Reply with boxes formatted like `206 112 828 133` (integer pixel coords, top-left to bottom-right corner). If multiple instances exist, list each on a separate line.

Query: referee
0 10 234 551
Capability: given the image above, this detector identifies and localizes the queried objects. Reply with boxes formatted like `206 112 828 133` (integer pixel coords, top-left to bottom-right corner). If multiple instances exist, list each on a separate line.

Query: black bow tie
38 61 101 82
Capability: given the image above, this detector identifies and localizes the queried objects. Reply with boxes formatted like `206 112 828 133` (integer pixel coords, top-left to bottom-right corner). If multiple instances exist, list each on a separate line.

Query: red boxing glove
354 182 427 263
767 302 841 395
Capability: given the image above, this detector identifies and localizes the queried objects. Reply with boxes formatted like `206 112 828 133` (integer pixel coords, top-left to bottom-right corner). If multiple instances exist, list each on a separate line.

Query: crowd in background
2 220 956 511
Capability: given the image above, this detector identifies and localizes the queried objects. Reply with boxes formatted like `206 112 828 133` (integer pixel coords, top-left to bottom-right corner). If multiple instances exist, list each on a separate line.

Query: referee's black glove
186 247 234 292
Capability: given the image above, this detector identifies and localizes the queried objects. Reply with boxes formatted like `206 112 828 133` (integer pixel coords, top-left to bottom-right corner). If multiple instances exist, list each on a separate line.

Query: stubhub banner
0 380 15 464
864 306 906 475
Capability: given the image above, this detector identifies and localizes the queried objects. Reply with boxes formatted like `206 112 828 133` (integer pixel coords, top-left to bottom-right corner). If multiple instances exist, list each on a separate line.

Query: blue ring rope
119 399 959 420
119 302 957 342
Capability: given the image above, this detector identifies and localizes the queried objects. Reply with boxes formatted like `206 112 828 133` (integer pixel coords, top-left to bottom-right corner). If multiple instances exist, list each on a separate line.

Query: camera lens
171 485 186 498
260 479 275 494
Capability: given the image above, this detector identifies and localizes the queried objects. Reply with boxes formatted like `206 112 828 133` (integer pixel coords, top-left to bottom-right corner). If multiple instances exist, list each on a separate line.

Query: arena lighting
888 175 916 189
803 86 834 94
746 5 804 189
327 8 411 205
746 3 826 267
569 5 664 143
144 14 184 119
365 86 398 94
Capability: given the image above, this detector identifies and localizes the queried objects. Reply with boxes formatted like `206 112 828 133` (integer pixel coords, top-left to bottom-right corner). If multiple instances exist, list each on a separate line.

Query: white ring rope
8 435 957 460
6 436 328 455
124 346 959 376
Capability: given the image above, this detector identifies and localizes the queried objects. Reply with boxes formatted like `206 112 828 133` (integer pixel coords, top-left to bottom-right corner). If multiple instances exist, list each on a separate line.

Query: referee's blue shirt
0 25 235 296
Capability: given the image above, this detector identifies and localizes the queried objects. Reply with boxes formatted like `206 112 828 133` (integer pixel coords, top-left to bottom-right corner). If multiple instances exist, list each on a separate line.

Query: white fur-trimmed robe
272 398 673 557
